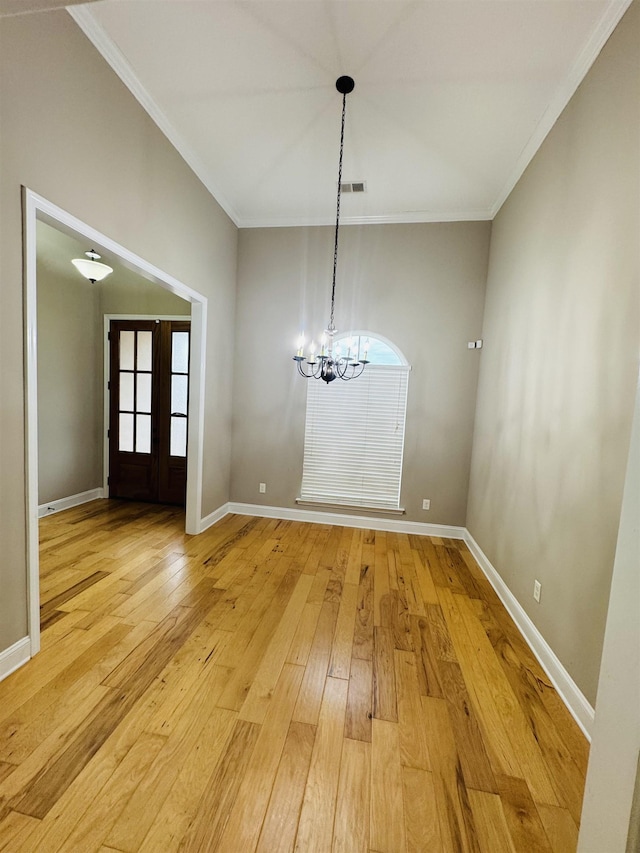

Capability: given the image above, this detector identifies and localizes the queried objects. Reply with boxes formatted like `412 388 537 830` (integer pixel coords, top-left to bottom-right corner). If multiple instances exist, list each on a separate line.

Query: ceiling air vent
339 181 367 194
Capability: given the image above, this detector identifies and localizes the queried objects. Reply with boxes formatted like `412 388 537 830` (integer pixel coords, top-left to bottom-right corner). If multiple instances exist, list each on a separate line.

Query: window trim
336 330 409 366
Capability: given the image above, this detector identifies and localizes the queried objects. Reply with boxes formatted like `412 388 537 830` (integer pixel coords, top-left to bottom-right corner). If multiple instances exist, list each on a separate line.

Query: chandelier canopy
293 76 368 383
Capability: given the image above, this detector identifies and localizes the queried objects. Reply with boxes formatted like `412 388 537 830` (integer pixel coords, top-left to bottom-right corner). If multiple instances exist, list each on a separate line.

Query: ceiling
37 219 119 281
27 1 637 226
36 218 179 299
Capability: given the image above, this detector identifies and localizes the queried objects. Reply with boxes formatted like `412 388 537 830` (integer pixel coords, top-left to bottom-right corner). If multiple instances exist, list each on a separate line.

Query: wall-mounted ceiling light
71 249 113 283
293 76 368 383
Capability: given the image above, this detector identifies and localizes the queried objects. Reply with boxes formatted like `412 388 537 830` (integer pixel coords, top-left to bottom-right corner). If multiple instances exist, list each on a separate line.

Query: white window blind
300 364 409 510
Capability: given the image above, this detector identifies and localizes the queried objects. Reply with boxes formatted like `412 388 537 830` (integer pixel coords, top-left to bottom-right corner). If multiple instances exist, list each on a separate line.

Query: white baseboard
0 637 31 683
226 502 466 539
464 531 595 741
38 488 105 518
199 502 232 533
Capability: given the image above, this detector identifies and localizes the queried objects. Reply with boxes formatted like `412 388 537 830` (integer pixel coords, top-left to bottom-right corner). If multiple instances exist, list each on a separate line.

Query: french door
108 319 190 505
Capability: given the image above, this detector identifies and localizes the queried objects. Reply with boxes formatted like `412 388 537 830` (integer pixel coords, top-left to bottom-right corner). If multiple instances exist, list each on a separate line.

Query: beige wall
466 0 640 704
0 10 237 651
99 277 190 318
232 222 490 522
37 265 102 505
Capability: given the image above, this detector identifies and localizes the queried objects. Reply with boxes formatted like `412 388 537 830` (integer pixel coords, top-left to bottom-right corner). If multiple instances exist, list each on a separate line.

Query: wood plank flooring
0 500 589 852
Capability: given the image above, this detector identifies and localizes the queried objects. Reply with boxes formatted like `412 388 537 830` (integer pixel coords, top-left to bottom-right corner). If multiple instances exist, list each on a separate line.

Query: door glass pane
171 374 188 415
172 332 189 373
137 373 152 413
170 416 187 457
120 331 135 371
119 372 134 411
119 413 134 452
137 331 153 371
136 414 151 453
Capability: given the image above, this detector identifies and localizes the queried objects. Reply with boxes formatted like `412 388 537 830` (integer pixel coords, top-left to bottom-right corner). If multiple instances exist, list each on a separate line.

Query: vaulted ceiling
5 0 633 227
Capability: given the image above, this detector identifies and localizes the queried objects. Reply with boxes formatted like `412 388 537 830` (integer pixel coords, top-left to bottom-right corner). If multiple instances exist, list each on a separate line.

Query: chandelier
294 76 368 383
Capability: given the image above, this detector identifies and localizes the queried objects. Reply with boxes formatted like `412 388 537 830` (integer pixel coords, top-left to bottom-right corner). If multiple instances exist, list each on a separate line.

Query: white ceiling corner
488 0 634 217
69 3 242 226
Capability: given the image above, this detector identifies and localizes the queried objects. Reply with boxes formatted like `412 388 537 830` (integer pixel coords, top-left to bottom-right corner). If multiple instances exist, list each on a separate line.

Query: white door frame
23 188 208 655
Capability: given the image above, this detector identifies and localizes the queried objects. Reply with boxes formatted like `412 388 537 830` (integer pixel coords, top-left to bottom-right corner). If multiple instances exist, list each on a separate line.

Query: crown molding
491 0 633 218
238 208 493 229
62 7 494 231
69 0 632 230
67 5 241 227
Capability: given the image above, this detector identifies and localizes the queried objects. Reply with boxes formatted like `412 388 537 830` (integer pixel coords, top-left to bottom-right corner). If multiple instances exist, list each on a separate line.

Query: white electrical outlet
533 580 541 602
422 499 430 510
259 482 266 494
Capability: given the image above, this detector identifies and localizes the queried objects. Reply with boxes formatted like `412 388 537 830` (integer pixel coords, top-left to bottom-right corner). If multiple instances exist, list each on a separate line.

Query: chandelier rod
329 88 347 334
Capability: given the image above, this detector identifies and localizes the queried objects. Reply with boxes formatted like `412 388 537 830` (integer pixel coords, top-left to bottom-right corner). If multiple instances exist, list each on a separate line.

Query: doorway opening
24 188 208 655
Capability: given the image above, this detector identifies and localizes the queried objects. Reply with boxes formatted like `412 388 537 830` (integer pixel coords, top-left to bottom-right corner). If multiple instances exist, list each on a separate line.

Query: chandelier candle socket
294 75 368 383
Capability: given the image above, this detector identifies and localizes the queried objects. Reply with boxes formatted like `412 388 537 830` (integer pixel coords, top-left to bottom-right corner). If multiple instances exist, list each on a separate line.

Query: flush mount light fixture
71 249 113 283
293 76 368 383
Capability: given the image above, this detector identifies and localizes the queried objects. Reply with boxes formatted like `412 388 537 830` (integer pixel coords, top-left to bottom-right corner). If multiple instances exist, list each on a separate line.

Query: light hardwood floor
0 500 588 852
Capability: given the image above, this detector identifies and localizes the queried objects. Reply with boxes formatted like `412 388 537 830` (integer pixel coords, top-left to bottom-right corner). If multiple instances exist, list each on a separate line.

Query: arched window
300 333 410 511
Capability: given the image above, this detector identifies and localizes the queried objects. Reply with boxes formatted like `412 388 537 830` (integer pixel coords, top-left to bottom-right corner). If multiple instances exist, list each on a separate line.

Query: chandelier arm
332 357 355 380
295 359 321 379
329 91 347 334
341 362 362 380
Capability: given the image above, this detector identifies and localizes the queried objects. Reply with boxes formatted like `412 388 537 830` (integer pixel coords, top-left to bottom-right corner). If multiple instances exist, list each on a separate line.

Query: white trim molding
464 531 595 740
23 188 41 655
491 0 633 217
240 209 494 228
23 187 208 665
0 638 31 683
223 501 465 539
199 502 232 534
67 5 240 227
66 5 493 230
69 0 632 231
38 488 105 518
